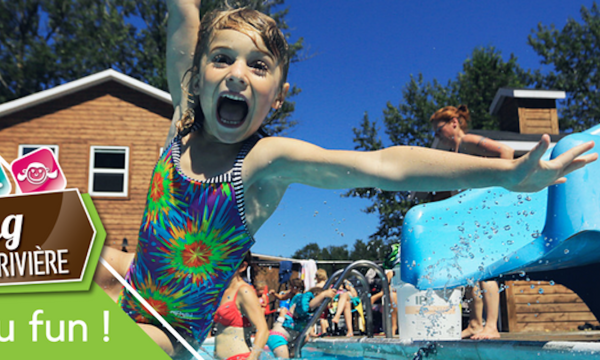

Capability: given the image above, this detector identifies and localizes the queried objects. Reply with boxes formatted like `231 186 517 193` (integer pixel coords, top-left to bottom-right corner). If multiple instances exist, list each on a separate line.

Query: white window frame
18 144 59 158
88 146 130 197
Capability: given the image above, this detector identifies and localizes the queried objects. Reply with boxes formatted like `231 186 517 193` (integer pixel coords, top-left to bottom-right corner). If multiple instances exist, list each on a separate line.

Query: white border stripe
99 257 206 359
0 155 10 171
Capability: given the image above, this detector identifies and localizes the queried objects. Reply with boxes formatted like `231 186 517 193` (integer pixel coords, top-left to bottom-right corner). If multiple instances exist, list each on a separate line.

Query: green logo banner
0 191 106 294
0 282 170 359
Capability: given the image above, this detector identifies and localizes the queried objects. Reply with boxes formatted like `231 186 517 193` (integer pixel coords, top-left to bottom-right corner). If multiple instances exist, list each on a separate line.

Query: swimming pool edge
304 338 600 359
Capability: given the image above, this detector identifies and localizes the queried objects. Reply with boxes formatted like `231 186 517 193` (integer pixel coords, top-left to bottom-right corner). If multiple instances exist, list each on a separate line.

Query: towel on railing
300 259 317 290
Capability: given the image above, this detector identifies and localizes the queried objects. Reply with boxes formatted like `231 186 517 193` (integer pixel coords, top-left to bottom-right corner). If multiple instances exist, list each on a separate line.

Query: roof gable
0 69 172 118
489 87 565 115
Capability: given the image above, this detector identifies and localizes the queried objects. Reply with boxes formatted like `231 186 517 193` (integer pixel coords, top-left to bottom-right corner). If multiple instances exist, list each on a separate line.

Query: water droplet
538 288 544 294
564 249 570 254
519 271 526 277
549 280 555 286
507 240 514 245
504 225 511 231
530 285 535 289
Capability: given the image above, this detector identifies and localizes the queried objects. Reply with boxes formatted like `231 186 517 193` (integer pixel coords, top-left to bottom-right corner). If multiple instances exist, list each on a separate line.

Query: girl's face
194 29 289 144
433 118 457 147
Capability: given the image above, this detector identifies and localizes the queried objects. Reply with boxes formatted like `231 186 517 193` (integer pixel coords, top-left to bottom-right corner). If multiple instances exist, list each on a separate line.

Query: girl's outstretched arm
247 135 597 194
165 0 201 147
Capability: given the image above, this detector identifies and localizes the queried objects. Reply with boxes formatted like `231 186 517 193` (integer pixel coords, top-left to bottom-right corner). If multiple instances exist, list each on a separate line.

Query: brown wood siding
518 108 559 135
0 81 172 251
504 280 598 332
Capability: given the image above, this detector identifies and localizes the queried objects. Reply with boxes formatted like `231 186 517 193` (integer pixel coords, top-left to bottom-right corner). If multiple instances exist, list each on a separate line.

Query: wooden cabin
489 88 564 135
0 69 172 251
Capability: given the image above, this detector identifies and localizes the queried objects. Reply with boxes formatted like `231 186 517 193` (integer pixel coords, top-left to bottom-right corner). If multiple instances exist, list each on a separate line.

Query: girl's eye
212 54 231 65
250 60 268 74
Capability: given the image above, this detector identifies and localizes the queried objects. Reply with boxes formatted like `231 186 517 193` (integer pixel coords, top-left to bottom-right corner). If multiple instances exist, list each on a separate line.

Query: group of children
96 0 597 358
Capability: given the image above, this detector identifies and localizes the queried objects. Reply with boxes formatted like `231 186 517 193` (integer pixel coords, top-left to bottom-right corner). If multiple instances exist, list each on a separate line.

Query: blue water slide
401 124 600 290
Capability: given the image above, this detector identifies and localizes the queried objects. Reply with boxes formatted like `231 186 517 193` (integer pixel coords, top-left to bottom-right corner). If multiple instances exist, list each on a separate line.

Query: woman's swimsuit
266 292 317 351
225 352 252 360
213 285 252 328
119 125 257 348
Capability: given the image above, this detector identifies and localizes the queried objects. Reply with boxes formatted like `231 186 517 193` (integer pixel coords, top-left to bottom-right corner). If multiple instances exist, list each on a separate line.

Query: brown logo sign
0 189 96 285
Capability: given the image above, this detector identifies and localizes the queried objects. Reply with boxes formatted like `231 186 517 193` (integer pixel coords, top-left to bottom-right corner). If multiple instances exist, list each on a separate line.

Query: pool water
196 337 600 360
195 341 361 360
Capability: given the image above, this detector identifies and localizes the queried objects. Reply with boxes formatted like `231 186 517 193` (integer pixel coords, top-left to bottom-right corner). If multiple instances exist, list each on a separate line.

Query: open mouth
217 93 249 128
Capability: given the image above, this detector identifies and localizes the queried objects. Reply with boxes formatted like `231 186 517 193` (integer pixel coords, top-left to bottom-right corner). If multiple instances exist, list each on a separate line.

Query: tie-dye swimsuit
119 128 256 347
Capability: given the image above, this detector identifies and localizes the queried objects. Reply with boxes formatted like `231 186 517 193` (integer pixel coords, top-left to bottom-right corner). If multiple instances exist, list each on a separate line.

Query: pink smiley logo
11 148 66 193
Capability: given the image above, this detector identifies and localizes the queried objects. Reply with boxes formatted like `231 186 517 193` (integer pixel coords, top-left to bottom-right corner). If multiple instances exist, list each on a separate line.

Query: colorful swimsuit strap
172 122 258 230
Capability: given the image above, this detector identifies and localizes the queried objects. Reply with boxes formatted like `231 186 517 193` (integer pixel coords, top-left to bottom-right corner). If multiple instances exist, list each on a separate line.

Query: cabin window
88 146 129 197
18 144 59 158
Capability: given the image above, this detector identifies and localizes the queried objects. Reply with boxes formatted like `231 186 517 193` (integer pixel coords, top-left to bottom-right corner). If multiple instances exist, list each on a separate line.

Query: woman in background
431 105 514 340
213 252 268 360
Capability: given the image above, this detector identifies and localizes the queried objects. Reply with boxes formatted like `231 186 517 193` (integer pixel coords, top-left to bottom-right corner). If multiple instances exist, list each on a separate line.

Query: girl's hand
506 135 597 193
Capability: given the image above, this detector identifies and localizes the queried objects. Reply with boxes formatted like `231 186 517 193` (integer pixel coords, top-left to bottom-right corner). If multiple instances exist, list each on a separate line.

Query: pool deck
304 332 600 359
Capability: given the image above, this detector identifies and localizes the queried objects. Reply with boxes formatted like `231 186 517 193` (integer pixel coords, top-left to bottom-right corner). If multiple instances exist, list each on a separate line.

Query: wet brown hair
289 278 305 292
239 250 255 283
177 7 290 137
430 105 471 131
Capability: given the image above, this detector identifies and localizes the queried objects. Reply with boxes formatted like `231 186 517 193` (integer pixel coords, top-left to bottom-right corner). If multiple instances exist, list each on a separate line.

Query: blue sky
250 0 597 257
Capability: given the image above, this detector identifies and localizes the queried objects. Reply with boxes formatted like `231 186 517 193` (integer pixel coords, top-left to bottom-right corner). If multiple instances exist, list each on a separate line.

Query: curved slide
401 124 600 290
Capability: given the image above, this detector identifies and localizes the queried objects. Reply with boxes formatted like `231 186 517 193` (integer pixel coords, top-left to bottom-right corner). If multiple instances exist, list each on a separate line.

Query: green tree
0 0 138 102
458 47 531 130
528 2 600 132
291 239 393 276
345 74 455 242
349 238 388 262
0 0 302 135
291 242 322 260
346 46 531 243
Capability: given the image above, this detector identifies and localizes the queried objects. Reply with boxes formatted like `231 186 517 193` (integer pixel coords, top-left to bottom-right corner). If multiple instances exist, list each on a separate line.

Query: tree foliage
291 239 390 274
345 47 531 243
0 0 302 134
458 47 531 130
528 2 600 132
344 4 600 243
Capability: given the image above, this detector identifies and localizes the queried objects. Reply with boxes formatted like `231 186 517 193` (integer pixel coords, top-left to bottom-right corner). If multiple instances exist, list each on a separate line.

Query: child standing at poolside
117 0 597 358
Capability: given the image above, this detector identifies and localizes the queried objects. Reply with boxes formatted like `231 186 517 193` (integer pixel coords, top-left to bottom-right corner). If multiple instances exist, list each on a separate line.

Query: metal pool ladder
292 260 394 358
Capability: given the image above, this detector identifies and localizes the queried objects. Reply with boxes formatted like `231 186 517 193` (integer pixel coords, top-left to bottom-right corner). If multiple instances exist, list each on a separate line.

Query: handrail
327 268 374 338
292 260 392 357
